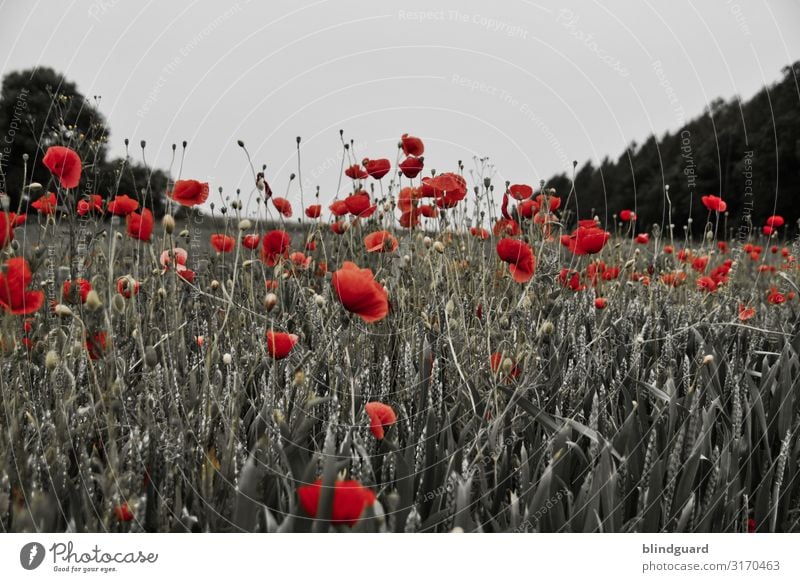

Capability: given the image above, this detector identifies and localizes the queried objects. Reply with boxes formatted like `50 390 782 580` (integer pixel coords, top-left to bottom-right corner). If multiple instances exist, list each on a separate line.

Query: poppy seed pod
238 219 252 231
163 214 175 234
85 290 102 312
433 241 445 253
264 293 278 311
423 236 432 248
211 280 220 290
54 304 73 317
222 353 232 365
702 354 715 365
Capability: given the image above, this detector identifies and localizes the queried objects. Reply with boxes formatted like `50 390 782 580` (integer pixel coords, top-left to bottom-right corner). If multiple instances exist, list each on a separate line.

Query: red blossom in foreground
562 224 610 255
493 218 520 237
345 164 369 180
261 230 291 266
363 158 391 180
739 304 756 321
332 261 389 323
701 194 727 213
116 276 140 298
0 212 24 247
168 180 209 207
329 200 349 216
32 192 57 215
765 215 785 229
0 258 45 315
697 276 719 293
635 233 650 244
266 330 298 359
496 238 535 283
126 208 153 241
43 146 82 189
365 402 397 440
305 204 322 219
364 230 398 252
210 234 235 253
106 195 139 216
297 479 376 527
595 297 608 309
400 133 424 157
767 288 785 305
619 209 636 222
344 192 374 217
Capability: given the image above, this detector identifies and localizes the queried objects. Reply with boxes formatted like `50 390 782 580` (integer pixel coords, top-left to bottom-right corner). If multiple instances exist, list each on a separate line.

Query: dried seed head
211 280 220 290
702 354 715 366
163 214 175 234
264 293 278 311
433 241 445 253
539 321 554 335
501 357 514 373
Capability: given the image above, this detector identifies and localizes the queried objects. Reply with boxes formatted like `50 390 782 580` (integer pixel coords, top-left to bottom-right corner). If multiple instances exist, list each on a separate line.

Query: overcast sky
1 0 799 216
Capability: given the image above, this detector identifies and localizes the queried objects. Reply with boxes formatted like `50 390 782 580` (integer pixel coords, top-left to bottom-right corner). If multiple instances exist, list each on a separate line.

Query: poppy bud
433 241 445 253
242 260 254 269
145 346 158 368
403 255 411 266
293 369 305 386
163 214 175 234
54 304 73 317
157 287 166 299
112 294 126 313
539 321 554 335
223 353 232 365
445 298 455 316
115 231 123 240
501 358 514 374
702 354 714 366
45 350 60 370
211 280 220 290
180 229 190 238
264 293 278 311
238 219 252 231
85 290 102 312
423 236 432 248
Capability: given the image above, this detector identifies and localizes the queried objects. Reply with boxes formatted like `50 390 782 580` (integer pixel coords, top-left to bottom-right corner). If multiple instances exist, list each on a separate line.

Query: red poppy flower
470 226 489 240
399 156 424 178
717 241 728 253
559 268 585 291
365 401 397 440
660 271 687 287
508 184 533 200
116 276 140 298
211 234 236 253
739 304 755 321
765 215 784 228
160 247 188 269
635 233 649 244
619 209 636 222
362 158 391 180
289 251 312 269
397 187 422 212
536 194 561 212
332 261 389 323
562 225 610 255
305 240 317 251
496 238 535 283
417 204 437 218
86 331 107 360
297 479 376 527
126 208 153 241
344 192 374 217
114 502 134 522
345 164 369 180
423 173 467 209
329 200 349 216
762 225 774 236
364 230 398 253
0 258 45 315
168 180 209 207
663 245 674 254
63 278 92 304
490 352 521 382
272 196 293 217
594 297 608 309
77 194 104 216
701 194 727 213
398 210 419 229
517 199 536 219
305 204 322 218
266 330 298 359
0 212 22 248
331 221 349 234
767 287 785 305
242 234 260 250
692 256 709 273
32 192 57 215
697 276 719 292
43 146 81 189
106 195 139 216
261 230 291 266
400 133 424 157
493 218 520 237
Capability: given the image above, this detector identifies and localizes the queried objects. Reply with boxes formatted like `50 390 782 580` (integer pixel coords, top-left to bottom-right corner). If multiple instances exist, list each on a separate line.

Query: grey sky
1 0 799 217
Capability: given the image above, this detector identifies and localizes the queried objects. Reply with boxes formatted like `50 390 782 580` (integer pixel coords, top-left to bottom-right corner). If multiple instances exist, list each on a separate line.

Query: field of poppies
1 133 800 533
